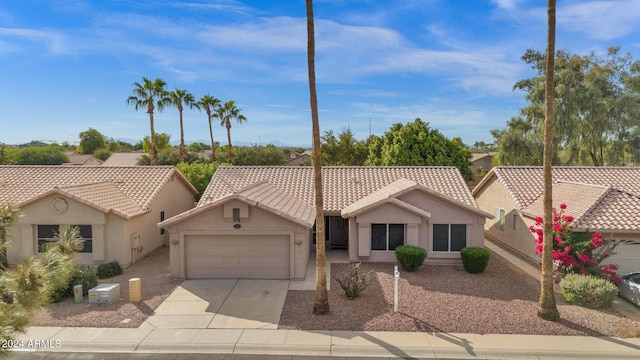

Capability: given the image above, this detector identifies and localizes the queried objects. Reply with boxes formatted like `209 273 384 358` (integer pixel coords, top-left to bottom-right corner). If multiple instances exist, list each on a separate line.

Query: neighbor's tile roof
201 166 478 213
102 152 144 166
0 165 197 219
474 166 640 209
476 166 640 232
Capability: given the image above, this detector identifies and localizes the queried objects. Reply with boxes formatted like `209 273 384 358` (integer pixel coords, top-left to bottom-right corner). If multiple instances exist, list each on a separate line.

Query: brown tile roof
64 153 103 165
475 166 640 232
161 181 315 228
201 166 479 213
0 165 197 219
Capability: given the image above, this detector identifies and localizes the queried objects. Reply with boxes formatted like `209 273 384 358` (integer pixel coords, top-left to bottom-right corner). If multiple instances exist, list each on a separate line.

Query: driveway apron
144 279 289 330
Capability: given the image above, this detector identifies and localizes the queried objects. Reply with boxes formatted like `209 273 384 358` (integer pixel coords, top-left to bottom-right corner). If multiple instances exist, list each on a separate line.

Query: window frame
37 224 60 253
74 225 93 254
432 224 467 252
495 207 505 231
371 223 406 251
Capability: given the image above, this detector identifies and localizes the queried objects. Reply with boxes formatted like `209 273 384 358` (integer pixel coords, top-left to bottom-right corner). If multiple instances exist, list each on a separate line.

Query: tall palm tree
127 77 170 165
169 88 200 163
214 100 247 163
306 0 329 315
538 0 560 321
198 94 221 162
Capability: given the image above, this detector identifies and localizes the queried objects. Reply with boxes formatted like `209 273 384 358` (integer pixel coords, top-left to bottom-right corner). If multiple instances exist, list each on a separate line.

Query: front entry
327 216 349 248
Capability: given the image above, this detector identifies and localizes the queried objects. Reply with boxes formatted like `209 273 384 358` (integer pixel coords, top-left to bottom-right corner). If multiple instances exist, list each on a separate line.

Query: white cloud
559 0 640 40
490 0 524 10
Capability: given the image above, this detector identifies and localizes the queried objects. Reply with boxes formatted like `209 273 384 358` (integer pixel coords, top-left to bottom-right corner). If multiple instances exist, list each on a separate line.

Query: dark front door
327 216 349 248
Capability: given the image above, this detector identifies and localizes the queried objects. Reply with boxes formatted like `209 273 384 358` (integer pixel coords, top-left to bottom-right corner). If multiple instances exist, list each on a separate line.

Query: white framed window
37 224 59 253
74 225 93 253
433 224 467 252
371 224 405 251
495 208 505 231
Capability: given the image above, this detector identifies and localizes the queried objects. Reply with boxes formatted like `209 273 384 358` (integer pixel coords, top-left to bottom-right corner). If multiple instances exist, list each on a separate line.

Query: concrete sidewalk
10 242 640 359
12 325 640 359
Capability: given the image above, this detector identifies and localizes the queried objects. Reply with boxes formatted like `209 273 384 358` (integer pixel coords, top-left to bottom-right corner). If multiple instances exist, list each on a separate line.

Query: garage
610 240 640 275
184 234 291 279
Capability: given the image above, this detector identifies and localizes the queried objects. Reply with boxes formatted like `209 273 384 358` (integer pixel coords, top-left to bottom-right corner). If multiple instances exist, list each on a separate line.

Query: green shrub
332 262 373 299
394 245 427 272
460 247 491 274
96 261 123 279
560 273 619 308
51 265 97 302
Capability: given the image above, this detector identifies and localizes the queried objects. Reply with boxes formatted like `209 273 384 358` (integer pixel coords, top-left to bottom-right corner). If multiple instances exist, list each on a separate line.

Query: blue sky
1 0 639 148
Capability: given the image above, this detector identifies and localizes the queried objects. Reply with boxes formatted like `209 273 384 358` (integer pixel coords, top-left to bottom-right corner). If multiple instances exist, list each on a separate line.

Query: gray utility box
88 284 120 306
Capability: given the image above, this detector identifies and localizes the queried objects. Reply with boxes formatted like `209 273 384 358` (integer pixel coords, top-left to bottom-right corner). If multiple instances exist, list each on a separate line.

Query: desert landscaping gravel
33 247 182 328
279 254 640 337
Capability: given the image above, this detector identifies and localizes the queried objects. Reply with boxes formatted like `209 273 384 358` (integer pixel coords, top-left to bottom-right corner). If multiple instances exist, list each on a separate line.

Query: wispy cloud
559 0 640 40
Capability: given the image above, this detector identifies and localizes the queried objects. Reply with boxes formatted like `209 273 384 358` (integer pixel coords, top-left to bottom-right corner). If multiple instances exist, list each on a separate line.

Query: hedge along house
0 165 197 267
472 166 640 275
160 166 493 280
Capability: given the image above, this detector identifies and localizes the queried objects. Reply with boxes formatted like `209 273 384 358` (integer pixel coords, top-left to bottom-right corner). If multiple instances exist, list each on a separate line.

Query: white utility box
88 284 120 306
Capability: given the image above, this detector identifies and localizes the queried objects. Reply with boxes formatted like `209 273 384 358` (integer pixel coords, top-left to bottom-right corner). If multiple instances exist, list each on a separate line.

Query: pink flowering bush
529 204 620 284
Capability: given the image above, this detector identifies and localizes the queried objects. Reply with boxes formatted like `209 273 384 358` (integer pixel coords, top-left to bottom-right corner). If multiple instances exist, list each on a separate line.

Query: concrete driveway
144 279 289 330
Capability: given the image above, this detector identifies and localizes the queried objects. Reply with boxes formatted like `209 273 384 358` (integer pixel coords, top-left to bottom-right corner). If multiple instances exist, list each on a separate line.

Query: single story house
470 153 493 176
64 152 104 166
285 150 312 166
101 152 145 166
0 165 197 267
159 166 493 280
472 166 640 275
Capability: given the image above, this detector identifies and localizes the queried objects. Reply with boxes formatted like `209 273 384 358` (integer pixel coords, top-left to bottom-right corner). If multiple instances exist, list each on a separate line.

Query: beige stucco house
473 166 640 275
0 165 197 267
160 166 493 280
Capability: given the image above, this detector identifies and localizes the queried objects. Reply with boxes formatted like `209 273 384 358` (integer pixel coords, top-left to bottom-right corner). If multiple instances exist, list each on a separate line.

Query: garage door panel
185 235 290 279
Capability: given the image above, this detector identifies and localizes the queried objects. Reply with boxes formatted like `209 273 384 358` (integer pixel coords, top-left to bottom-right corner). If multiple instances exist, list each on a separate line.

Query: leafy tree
306 0 329 315
213 100 247 163
93 148 112 161
198 94 221 162
10 145 68 165
366 118 473 181
127 77 171 165
539 0 560 322
493 47 640 166
0 205 77 356
142 133 171 154
321 127 369 166
0 203 19 267
169 88 200 163
137 147 199 166
187 142 211 152
78 128 106 155
176 162 225 202
232 144 286 165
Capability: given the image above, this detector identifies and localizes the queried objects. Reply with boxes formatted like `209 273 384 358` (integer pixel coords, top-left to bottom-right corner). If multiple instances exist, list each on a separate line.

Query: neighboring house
102 152 144 166
0 165 197 267
473 166 640 274
470 153 493 176
285 150 311 166
64 152 104 166
160 166 492 280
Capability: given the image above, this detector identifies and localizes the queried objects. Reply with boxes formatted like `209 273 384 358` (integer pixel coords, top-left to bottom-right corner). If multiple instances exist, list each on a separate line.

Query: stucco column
20 223 34 257
407 223 419 247
358 222 370 258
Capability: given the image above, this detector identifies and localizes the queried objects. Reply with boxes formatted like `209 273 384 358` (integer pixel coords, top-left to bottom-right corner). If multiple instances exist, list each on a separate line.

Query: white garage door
184 235 290 279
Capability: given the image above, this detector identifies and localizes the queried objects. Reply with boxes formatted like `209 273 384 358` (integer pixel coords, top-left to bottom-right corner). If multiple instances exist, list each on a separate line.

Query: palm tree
306 0 329 315
538 0 560 321
0 203 20 268
169 88 200 163
198 94 221 162
127 77 170 165
214 100 247 163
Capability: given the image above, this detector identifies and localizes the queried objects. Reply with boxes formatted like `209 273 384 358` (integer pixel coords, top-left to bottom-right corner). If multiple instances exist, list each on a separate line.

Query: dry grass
32 247 182 328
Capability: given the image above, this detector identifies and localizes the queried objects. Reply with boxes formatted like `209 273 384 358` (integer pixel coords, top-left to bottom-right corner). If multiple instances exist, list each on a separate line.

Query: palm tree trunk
149 111 158 166
538 0 560 321
179 109 185 163
208 113 216 162
307 0 329 315
226 121 233 164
